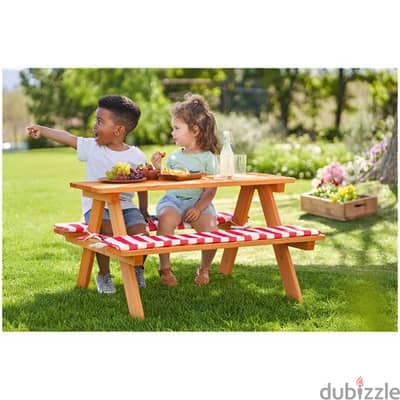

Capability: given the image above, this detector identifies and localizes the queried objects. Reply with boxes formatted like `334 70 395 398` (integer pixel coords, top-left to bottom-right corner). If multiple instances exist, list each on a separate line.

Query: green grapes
105 162 144 180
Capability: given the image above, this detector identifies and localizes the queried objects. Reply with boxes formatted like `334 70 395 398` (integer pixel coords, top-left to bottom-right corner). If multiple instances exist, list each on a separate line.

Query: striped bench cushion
85 225 321 251
54 211 234 233
53 222 89 233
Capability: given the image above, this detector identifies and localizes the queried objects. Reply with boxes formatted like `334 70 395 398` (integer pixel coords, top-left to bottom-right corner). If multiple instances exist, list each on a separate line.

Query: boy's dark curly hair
98 95 141 134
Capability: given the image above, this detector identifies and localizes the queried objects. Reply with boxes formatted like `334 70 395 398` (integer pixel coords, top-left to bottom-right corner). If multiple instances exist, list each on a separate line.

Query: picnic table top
70 172 296 194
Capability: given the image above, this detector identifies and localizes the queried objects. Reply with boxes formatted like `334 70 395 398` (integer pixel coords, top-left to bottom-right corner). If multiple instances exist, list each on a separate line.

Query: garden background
2 68 398 331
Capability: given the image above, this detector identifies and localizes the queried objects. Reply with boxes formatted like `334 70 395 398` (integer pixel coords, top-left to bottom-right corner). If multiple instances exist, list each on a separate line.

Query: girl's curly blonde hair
172 93 220 154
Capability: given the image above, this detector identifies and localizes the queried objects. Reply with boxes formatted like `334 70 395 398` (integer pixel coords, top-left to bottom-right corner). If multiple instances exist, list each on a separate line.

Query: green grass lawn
2 147 398 331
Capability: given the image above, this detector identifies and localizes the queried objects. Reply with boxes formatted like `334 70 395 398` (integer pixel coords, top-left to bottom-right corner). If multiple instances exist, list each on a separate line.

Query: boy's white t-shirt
77 137 146 214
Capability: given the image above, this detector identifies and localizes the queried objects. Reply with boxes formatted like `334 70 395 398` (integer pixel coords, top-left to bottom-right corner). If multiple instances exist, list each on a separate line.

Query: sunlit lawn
2 147 397 331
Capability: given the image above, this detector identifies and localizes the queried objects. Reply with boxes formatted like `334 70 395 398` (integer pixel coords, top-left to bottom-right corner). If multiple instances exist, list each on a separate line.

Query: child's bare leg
157 207 181 286
191 214 217 284
157 207 181 270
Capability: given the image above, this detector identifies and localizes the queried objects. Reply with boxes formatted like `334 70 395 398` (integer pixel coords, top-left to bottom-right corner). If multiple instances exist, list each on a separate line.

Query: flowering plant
367 140 387 164
311 162 345 188
311 183 357 202
310 140 387 202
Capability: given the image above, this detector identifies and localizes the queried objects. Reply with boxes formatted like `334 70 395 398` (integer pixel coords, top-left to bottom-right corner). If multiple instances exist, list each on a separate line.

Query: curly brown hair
172 93 219 153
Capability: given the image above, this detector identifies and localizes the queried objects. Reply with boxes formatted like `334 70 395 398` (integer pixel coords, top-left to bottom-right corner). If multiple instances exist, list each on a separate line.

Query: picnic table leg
219 185 255 275
108 199 145 319
120 260 144 319
257 186 303 302
77 199 104 288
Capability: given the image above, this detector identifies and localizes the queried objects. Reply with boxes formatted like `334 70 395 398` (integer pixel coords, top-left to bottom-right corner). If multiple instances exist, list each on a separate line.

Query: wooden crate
300 193 378 221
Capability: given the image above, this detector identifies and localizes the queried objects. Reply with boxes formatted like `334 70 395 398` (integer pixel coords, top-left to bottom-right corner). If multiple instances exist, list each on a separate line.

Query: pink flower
320 162 345 186
367 141 387 164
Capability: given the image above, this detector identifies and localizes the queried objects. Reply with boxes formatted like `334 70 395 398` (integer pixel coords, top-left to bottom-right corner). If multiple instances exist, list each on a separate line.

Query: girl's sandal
194 267 211 285
159 268 178 286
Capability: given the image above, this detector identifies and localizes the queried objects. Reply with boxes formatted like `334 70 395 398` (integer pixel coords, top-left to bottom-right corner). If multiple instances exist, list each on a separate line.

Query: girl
151 93 219 286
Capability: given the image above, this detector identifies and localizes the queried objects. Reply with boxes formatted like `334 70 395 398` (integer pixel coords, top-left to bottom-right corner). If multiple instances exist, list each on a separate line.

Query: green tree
261 68 299 133
294 69 348 141
220 69 268 117
361 69 397 122
20 68 172 145
20 69 92 129
62 68 172 144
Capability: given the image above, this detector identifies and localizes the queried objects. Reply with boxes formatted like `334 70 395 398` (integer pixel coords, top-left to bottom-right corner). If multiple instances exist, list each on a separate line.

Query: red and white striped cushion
54 211 234 233
90 225 321 251
53 222 89 233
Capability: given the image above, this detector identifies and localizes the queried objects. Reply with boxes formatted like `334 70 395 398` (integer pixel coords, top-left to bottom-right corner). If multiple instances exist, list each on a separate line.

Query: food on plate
161 167 191 176
105 162 144 180
137 163 161 179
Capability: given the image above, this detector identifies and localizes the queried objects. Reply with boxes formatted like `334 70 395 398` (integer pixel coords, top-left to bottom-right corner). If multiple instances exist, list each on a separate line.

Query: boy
27 95 150 293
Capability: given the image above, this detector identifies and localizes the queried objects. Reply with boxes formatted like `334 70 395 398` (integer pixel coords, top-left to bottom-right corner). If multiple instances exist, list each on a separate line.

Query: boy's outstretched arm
27 125 78 149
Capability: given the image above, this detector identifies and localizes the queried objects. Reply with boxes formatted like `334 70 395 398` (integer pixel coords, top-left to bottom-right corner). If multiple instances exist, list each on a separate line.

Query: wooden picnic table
66 173 324 319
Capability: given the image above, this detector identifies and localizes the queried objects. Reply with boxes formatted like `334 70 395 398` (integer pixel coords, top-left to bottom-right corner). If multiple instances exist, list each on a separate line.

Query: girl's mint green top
166 149 217 199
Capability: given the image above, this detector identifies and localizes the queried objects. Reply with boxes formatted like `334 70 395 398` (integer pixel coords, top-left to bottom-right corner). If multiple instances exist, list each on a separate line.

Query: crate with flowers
300 141 386 221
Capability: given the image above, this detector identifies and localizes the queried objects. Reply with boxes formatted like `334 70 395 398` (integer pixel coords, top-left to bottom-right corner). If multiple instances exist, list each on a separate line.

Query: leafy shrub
250 136 353 179
214 113 355 179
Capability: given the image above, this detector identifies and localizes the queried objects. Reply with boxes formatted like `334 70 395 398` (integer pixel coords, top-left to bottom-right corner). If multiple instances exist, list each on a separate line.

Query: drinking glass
233 154 247 178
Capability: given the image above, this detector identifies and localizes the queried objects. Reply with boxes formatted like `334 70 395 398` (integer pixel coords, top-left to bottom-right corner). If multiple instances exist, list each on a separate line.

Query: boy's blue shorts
84 207 146 228
156 193 216 219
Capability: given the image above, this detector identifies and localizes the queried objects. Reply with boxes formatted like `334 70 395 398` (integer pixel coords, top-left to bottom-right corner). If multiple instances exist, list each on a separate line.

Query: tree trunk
379 115 397 184
362 114 397 184
335 68 346 132
280 68 298 132
220 82 231 113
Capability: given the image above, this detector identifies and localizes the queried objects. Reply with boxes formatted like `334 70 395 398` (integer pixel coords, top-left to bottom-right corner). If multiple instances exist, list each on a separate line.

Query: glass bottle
219 130 235 178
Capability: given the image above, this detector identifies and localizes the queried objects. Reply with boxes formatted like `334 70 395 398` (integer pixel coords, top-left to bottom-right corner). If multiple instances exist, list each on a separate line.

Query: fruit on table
137 163 161 179
105 162 144 180
138 163 159 172
161 167 190 176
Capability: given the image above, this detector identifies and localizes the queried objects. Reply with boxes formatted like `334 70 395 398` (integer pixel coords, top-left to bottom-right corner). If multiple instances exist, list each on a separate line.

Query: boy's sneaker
135 266 146 288
96 273 116 294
